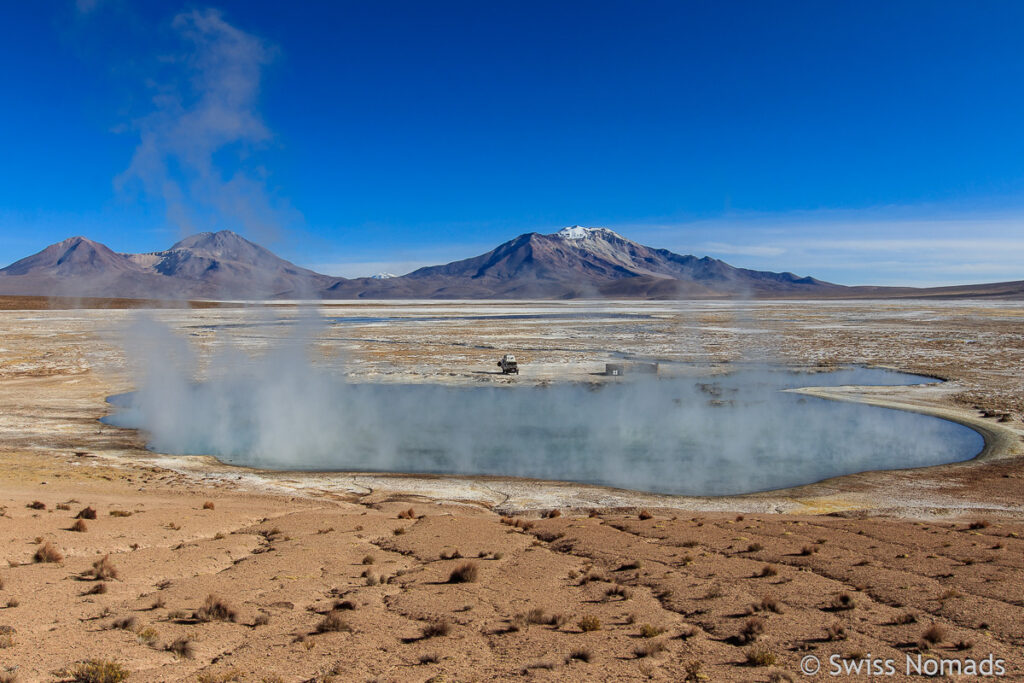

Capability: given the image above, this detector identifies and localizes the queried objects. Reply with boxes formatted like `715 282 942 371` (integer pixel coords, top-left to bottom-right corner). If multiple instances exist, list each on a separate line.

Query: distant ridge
1 228 1021 300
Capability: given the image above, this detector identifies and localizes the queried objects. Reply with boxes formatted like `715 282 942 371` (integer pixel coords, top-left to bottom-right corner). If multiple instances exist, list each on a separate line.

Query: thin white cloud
699 242 786 257
310 260 437 279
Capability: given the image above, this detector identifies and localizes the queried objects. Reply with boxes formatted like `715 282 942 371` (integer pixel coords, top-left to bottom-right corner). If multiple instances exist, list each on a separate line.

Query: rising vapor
115 8 298 240
106 319 983 497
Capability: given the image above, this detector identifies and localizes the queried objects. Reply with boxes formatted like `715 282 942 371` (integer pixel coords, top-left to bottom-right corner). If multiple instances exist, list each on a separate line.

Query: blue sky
2 1 1024 285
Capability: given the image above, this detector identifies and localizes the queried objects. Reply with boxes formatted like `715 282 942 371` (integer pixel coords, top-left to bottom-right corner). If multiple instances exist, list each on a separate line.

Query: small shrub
57 502 71 511
588 509 600 518
758 565 778 578
894 612 918 625
194 594 238 623
633 640 666 658
66 659 130 683
746 542 764 553
316 611 353 633
618 560 642 571
5 599 18 608
577 615 601 632
440 549 462 560
88 555 118 581
84 582 108 595
108 510 132 518
638 510 653 520
333 599 356 611
166 636 195 659
392 526 406 535
639 624 665 638
71 519 88 533
421 619 451 638
739 617 766 644
202 501 215 510
955 639 974 651
27 501 46 510
921 623 946 644
800 545 817 556
448 562 478 583
33 542 63 563
568 647 592 662
253 612 270 626
76 507 97 520
745 644 777 667
684 660 703 681
968 520 990 530
364 572 380 586
361 555 375 565
398 507 416 519
418 653 439 665
546 509 561 518
150 595 166 610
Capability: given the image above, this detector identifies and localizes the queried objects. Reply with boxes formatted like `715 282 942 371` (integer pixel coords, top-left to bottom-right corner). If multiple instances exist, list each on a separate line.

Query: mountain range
0 228 1021 300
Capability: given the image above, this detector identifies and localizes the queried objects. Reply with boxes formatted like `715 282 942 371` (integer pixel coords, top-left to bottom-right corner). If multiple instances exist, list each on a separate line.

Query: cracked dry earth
2 481 1023 681
2 298 1024 681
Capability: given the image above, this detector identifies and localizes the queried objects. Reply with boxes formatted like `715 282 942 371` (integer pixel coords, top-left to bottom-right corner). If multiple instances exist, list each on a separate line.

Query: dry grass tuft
568 647 592 663
75 507 97 520
66 659 130 683
745 644 777 667
639 624 665 638
830 593 856 611
448 562 478 583
633 640 666 658
638 509 653 520
738 617 766 644
27 501 46 510
826 623 848 641
88 555 118 581
110 615 136 631
745 542 764 553
545 509 561 518
397 507 417 519
253 612 270 627
361 555 375 565
577 615 601 632
605 584 632 601
70 519 88 533
166 636 195 659
758 565 778 578
921 623 946 644
968 520 990 530
108 510 132 518
193 594 238 623
202 501 215 510
421 619 451 638
83 582 108 595
316 611 353 633
33 542 63 564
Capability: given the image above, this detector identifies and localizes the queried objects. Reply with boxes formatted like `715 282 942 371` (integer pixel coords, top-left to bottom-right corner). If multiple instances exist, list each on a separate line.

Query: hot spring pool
103 367 983 496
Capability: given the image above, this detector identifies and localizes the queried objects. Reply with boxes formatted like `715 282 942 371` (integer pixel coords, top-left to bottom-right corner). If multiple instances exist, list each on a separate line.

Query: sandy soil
1 299 1023 681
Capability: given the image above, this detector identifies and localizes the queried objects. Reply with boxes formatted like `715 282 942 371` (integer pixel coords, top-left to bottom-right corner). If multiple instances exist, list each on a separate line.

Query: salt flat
1 298 1023 680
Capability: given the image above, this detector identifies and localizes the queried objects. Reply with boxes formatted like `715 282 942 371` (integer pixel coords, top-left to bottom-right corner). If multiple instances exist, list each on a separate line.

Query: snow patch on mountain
553 225 623 240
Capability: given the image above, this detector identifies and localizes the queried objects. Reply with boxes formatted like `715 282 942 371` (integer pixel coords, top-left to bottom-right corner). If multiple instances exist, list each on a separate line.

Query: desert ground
1 297 1023 682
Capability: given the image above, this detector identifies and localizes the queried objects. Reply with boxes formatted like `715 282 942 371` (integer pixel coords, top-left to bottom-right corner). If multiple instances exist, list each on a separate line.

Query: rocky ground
1 298 1023 681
